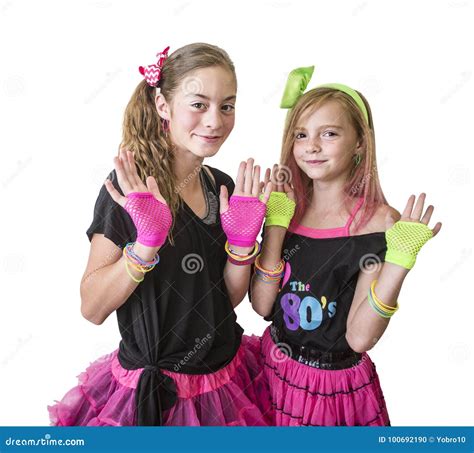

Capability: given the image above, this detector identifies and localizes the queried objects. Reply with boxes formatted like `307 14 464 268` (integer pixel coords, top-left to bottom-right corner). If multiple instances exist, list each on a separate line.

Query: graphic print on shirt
280 262 337 331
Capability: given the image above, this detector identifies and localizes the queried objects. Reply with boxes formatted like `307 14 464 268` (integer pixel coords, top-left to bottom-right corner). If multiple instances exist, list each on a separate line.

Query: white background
0 0 472 426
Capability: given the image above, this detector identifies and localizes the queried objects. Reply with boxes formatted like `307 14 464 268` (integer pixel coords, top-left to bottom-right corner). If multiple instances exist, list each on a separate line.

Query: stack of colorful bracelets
123 242 160 283
225 240 285 284
254 255 285 284
225 240 261 266
367 279 399 318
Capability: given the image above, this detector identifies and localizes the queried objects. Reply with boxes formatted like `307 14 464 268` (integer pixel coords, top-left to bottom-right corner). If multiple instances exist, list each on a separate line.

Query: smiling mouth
305 159 327 164
195 134 222 140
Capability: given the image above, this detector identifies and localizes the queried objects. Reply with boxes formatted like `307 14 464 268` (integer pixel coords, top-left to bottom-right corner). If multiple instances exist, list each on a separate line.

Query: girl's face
157 66 236 159
292 100 363 183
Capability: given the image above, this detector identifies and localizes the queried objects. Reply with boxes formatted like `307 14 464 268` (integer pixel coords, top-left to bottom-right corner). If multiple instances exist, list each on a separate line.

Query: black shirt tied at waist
118 352 177 426
117 328 243 426
87 165 244 426
136 365 177 426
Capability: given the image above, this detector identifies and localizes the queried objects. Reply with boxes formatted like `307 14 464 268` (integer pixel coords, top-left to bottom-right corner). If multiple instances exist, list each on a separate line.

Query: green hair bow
280 66 315 109
280 66 369 124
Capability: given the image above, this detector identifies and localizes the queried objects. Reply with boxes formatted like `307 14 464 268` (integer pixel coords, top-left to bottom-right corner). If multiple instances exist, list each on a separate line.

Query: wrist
265 218 291 229
228 245 254 255
385 249 416 270
133 242 161 261
380 261 410 280
259 256 283 270
259 244 284 269
225 241 260 266
265 224 288 237
263 226 287 248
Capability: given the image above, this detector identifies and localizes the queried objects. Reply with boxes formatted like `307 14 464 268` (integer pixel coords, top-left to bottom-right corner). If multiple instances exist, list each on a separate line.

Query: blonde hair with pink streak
281 87 388 233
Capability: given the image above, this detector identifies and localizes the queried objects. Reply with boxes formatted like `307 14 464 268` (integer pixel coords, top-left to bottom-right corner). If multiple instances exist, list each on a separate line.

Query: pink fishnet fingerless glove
220 195 266 247
123 192 172 247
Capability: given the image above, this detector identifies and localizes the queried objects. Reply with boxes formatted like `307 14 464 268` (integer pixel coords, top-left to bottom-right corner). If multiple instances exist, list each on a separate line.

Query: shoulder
203 165 235 189
366 204 401 232
103 169 124 195
92 169 125 209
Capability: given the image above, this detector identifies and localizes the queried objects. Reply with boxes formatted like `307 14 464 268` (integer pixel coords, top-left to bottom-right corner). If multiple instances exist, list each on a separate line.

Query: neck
309 174 352 216
173 148 204 194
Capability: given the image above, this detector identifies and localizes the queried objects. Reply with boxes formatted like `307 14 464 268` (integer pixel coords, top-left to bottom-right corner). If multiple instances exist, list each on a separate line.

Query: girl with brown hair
48 43 272 426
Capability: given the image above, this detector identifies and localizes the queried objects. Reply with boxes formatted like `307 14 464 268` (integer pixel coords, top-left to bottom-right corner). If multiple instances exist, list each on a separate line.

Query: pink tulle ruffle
48 335 272 426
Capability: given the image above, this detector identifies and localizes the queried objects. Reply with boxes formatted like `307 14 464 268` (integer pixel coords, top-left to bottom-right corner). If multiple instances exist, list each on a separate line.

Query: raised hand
105 149 165 205
260 164 296 229
104 148 172 247
385 193 442 270
220 158 272 247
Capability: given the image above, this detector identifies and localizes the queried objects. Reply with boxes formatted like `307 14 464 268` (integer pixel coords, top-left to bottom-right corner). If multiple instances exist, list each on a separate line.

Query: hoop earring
161 119 170 136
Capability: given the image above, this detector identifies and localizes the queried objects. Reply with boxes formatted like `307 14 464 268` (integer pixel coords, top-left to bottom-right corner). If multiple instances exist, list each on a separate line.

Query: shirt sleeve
86 170 137 249
375 235 387 263
204 165 235 197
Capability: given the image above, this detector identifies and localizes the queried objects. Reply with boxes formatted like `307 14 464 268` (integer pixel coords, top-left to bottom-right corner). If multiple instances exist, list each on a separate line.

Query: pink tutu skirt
260 326 390 426
48 335 272 426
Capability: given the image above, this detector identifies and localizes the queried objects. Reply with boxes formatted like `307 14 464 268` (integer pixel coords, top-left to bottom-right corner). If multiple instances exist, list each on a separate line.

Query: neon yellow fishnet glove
259 191 296 229
385 221 433 269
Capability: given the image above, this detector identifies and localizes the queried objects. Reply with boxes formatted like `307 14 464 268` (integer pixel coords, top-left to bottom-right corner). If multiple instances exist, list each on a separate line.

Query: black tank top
266 198 387 353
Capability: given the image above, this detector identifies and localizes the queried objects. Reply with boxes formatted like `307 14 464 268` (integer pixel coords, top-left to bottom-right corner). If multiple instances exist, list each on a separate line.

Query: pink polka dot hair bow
138 46 170 87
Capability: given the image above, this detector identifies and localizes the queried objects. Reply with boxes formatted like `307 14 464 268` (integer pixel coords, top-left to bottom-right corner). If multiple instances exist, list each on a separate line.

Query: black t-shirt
86 165 243 371
86 165 243 424
264 229 387 353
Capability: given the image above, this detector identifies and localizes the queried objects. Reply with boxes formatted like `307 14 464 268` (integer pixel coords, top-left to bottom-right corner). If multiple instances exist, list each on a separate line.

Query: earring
161 119 169 136
353 154 362 166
